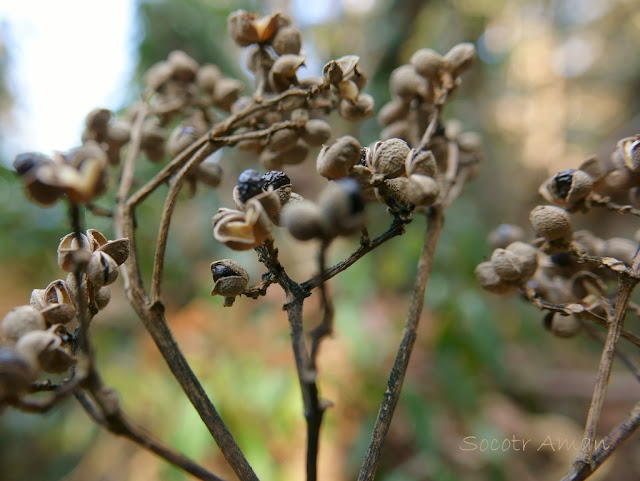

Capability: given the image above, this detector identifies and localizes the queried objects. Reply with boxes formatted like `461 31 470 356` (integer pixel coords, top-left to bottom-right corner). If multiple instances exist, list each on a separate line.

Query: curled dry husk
212 200 273 250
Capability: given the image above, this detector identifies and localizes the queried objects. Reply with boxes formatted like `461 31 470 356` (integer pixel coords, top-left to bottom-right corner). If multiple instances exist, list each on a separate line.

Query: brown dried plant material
210 259 249 298
212 201 273 251
316 135 361 180
1 306 46 342
529 205 572 241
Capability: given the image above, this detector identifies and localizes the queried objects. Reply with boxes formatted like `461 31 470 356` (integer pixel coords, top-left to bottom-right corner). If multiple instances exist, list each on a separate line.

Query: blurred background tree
1 0 640 480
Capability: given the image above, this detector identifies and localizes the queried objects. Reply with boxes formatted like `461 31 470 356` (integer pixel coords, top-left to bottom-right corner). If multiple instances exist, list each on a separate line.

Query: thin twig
301 215 409 292
575 255 640 466
114 128 258 481
309 240 334 364
358 206 445 481
150 142 218 303
561 400 640 481
520 286 640 349
255 238 325 481
75 389 227 481
590 193 640 218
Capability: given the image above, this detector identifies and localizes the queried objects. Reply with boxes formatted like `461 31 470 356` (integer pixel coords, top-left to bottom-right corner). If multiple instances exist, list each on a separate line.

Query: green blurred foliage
2 0 640 480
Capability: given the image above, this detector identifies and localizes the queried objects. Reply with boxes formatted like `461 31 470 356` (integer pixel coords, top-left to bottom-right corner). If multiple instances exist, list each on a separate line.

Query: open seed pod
371 138 410 179
316 135 361 180
539 169 593 210
405 148 437 177
211 259 250 307
57 232 91 272
15 328 76 373
40 280 75 325
212 201 273 251
545 312 581 338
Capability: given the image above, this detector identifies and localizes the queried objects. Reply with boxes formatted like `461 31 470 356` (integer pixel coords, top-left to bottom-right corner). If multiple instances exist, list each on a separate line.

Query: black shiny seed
338 177 364 214
550 252 571 267
212 264 235 282
552 169 575 199
13 152 48 175
261 170 290 190
236 169 264 203
357 147 368 166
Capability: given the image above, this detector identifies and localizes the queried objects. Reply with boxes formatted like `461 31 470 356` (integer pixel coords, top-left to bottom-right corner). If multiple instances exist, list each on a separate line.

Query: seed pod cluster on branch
477 138 640 339
1 230 129 404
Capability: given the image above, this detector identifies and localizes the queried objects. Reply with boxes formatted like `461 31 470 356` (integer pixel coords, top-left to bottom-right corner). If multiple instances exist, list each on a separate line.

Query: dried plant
11 7 636 481
477 138 640 480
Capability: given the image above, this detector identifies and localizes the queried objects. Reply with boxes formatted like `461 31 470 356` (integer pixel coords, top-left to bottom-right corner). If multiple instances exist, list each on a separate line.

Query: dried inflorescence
478 136 640 340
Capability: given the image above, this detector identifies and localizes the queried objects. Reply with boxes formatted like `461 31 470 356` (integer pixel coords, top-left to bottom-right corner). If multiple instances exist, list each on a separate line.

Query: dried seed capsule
210 259 249 299
547 313 581 338
338 94 374 121
85 108 112 139
268 127 299 153
444 42 476 77
410 48 446 80
302 119 331 146
372 138 410 179
168 50 198 82
212 202 272 251
488 224 525 249
57 232 91 272
197 63 222 93
144 61 173 90
602 237 637 265
196 162 223 188
506 241 539 281
490 248 523 281
375 177 410 206
0 347 38 399
95 286 111 310
316 135 361 180
214 78 244 112
540 169 593 208
405 149 437 177
322 55 360 84
389 64 428 100
406 174 439 207
281 201 327 241
15 329 76 373
86 251 119 287
380 120 410 142
39 280 75 325
529 205 572 241
167 125 200 158
474 261 516 295
1 306 46 342
227 10 260 46
377 99 410 127
318 178 366 237
271 26 302 55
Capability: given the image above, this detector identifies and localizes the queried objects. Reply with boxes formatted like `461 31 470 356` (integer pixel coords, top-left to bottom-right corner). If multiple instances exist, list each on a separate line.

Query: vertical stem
358 206 444 481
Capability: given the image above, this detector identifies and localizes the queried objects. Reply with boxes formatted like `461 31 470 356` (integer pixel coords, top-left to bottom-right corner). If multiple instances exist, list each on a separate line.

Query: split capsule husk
316 135 361 180
14 328 76 373
86 251 119 287
371 138 410 179
210 259 249 298
212 201 273 251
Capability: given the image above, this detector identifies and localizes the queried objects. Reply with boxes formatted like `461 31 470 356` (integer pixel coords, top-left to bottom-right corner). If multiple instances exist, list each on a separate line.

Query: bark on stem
358 206 444 481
